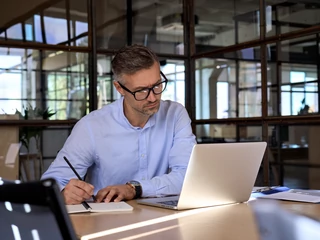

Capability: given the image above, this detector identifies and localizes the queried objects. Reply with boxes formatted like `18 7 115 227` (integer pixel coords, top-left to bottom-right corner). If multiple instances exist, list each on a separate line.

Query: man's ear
113 81 124 95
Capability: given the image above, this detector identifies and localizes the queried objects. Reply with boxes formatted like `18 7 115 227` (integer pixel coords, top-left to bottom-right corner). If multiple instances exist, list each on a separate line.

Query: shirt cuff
138 179 155 197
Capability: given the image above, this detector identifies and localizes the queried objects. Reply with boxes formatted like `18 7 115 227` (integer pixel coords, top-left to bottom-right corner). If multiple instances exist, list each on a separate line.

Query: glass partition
0 0 88 46
69 0 89 47
0 47 89 120
195 52 262 120
196 124 262 143
266 0 320 37
43 1 68 45
97 55 118 109
160 60 185 105
45 51 89 120
194 0 260 52
266 35 319 117
269 124 320 189
95 0 184 54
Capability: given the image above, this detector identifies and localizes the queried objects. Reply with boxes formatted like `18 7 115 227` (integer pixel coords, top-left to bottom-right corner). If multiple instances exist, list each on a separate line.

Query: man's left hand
95 184 135 203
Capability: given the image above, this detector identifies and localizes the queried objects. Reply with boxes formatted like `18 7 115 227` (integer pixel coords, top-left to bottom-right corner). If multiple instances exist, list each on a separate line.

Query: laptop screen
0 178 78 240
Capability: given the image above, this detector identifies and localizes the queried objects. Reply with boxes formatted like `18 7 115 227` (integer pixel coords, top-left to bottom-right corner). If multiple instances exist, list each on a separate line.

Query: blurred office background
0 0 320 188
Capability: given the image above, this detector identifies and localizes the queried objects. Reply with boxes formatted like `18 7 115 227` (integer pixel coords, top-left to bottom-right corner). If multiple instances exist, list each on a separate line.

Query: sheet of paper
257 191 320 203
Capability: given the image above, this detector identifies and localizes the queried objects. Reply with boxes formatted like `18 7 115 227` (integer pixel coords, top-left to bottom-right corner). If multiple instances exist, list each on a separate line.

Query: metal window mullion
183 0 195 124
87 0 97 111
260 0 270 186
40 11 47 44
66 0 71 46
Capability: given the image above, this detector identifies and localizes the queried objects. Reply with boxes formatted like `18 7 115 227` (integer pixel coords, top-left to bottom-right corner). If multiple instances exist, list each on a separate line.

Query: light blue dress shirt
41 97 196 197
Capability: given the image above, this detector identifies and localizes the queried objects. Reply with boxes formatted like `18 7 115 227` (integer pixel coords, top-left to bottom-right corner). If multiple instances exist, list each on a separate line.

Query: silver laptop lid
177 142 267 209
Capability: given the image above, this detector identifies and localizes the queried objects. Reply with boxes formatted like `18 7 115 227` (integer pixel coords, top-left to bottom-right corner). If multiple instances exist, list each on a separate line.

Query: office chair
0 178 78 240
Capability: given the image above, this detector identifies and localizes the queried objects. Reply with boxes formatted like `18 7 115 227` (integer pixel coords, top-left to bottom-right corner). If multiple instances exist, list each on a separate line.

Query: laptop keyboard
158 200 178 206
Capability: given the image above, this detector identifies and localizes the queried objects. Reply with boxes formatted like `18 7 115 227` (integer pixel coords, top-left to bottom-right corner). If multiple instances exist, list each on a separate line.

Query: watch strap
126 181 142 199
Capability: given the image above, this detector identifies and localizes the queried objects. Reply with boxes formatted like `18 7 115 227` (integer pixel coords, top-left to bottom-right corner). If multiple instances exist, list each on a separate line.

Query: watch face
129 181 141 187
128 181 142 198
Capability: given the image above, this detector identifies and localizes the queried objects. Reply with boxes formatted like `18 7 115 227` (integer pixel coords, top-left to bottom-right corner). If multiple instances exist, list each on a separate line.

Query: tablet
0 178 78 240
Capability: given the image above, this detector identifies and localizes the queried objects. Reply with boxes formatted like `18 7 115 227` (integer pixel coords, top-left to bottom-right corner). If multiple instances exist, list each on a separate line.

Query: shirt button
141 154 145 157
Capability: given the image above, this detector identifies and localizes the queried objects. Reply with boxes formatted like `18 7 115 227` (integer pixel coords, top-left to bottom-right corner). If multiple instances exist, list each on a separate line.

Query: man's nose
147 90 157 101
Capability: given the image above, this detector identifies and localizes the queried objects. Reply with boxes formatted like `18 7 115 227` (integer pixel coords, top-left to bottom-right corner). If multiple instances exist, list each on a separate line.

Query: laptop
137 142 267 210
0 178 78 240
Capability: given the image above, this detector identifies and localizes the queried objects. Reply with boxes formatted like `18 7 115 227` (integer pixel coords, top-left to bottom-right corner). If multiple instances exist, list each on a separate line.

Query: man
41 44 196 204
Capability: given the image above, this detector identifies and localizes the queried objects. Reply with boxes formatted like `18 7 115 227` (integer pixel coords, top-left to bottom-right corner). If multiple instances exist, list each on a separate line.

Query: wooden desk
70 199 320 240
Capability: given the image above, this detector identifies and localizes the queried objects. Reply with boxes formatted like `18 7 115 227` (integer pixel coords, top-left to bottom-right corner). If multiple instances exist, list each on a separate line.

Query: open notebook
66 202 133 214
137 142 267 210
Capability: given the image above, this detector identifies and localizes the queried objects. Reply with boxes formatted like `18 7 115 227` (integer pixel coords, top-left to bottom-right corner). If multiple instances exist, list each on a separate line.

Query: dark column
88 0 97 111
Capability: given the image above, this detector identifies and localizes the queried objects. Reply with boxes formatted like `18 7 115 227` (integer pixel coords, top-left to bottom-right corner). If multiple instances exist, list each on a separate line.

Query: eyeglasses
117 71 168 101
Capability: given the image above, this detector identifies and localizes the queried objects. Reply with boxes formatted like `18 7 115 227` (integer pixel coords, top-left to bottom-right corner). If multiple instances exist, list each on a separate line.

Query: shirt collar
118 97 157 130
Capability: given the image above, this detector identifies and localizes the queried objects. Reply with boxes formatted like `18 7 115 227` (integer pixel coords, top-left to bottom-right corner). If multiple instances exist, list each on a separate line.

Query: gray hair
111 44 159 82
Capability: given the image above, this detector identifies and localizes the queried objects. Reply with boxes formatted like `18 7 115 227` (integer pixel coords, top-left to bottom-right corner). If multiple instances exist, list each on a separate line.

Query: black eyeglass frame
117 71 168 101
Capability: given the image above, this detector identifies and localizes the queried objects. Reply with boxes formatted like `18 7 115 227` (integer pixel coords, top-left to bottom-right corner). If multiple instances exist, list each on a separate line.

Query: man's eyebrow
132 79 162 91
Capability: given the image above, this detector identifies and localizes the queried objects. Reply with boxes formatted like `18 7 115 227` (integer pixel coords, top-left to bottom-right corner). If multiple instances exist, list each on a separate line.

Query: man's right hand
62 179 95 204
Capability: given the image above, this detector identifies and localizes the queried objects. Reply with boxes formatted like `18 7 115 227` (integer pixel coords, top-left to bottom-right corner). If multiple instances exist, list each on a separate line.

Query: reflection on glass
7 24 23 40
0 48 25 114
266 0 320 37
239 62 262 117
44 16 68 44
281 63 318 116
45 53 89 120
194 0 260 52
133 0 184 54
268 124 320 189
196 58 233 120
0 48 89 120
70 0 88 46
43 1 68 44
280 36 316 63
95 0 184 54
196 55 262 120
267 34 319 117
161 60 185 106
97 55 118 109
95 0 127 49
25 20 33 41
34 15 43 43
196 124 262 143
0 0 89 46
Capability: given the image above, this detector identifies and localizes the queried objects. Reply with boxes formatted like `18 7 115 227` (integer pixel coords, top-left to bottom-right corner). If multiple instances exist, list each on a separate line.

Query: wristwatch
126 180 142 199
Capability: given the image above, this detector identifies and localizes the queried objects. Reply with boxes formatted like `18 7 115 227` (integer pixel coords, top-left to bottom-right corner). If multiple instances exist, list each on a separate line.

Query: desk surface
70 199 320 240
